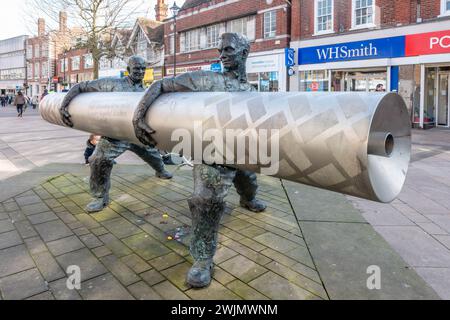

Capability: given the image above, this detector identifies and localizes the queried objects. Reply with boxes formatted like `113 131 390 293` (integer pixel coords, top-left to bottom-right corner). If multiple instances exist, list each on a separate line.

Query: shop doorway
437 72 449 127
331 69 387 92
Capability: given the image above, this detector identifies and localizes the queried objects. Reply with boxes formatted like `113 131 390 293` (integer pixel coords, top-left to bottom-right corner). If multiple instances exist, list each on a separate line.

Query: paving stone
222 239 272 266
414 267 450 300
79 233 102 249
283 247 316 269
33 251 66 282
47 235 85 256
0 268 48 300
128 281 163 300
49 278 82 300
101 217 142 239
239 225 267 238
34 220 73 242
56 248 107 282
91 226 109 237
14 220 38 239
100 255 140 286
149 252 185 271
153 281 190 300
75 214 101 229
226 279 269 300
24 237 48 255
219 255 268 283
0 211 8 220
56 212 78 224
186 280 241 300
92 246 113 258
239 238 267 252
141 269 165 286
0 230 22 250
7 210 27 222
98 233 132 258
417 222 449 235
28 211 59 225
26 291 55 300
213 266 236 286
266 261 327 299
160 262 191 291
0 219 15 233
223 219 254 231
73 227 91 237
121 254 152 274
249 272 320 300
434 235 450 250
214 245 238 264
78 273 134 300
0 245 35 278
123 233 171 260
290 262 322 284
3 201 19 212
90 208 120 223
67 221 85 230
254 233 299 253
20 203 50 216
15 195 42 207
427 215 450 234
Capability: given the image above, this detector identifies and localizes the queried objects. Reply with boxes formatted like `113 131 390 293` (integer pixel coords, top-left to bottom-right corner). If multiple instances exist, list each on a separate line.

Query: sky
0 0 186 41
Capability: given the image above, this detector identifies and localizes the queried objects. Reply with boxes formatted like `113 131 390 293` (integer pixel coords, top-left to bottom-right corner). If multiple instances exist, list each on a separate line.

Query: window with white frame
84 54 93 69
184 29 201 52
71 56 80 71
34 62 39 79
27 63 32 79
315 0 333 34
206 24 220 48
227 16 255 41
168 35 175 54
34 45 40 58
352 0 375 28
264 11 277 38
41 62 48 78
441 0 450 15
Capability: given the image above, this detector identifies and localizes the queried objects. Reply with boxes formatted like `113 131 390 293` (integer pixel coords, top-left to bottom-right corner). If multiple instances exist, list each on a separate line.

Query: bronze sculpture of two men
60 33 266 288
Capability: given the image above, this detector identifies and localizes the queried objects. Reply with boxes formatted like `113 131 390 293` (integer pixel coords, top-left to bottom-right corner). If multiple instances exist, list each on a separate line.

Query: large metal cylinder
40 91 411 203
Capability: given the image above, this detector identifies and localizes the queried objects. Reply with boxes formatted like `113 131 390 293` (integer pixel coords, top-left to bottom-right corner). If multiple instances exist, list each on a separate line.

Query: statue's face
218 35 248 71
128 60 146 83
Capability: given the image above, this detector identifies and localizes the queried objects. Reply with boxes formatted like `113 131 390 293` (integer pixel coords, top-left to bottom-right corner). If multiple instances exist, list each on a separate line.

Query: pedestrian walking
41 88 49 102
31 95 39 109
13 91 27 118
0 95 5 107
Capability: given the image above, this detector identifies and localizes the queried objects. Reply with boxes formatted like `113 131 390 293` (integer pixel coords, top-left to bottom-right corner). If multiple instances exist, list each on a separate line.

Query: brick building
56 48 94 91
26 12 72 97
164 0 291 91
289 0 450 129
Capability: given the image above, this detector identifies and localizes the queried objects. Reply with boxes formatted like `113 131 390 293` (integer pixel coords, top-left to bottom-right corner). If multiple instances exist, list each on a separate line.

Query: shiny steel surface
40 91 411 203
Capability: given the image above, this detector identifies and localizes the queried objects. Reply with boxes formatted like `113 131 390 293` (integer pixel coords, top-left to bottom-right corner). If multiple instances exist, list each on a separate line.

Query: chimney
38 18 45 37
59 11 67 32
155 0 168 22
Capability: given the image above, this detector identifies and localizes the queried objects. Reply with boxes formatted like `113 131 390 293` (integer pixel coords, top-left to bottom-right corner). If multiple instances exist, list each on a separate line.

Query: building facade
0 35 28 95
164 0 291 92
99 30 132 79
57 48 94 91
289 0 450 128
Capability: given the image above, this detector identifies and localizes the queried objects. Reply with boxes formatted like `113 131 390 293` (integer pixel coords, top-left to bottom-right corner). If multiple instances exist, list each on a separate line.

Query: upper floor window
315 0 334 35
227 16 255 41
34 45 40 58
264 11 277 38
34 63 39 79
352 0 375 29
84 54 93 69
41 62 48 78
71 56 80 71
441 0 450 16
206 24 220 48
185 29 201 52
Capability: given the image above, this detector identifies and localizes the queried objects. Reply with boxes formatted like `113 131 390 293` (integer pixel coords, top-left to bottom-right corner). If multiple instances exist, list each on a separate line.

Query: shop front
247 51 286 92
289 22 450 128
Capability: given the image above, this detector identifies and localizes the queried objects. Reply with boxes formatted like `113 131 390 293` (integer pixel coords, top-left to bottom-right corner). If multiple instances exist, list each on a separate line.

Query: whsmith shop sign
295 29 450 65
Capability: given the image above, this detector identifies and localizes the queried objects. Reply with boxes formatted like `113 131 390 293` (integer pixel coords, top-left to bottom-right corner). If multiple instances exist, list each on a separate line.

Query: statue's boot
86 195 110 213
186 259 214 288
156 169 173 180
240 198 267 213
234 170 267 212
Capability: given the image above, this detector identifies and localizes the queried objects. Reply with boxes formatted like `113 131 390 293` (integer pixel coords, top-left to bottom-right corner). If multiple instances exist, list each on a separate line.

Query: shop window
315 0 334 35
299 70 329 92
423 68 436 125
248 72 279 92
264 11 277 39
331 70 386 92
352 0 375 29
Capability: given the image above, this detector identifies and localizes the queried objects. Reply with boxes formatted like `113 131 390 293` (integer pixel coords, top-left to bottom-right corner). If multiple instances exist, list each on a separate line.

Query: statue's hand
134 119 157 147
60 101 74 127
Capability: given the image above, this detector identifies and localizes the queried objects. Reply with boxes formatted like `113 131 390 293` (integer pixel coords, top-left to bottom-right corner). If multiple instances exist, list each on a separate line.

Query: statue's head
127 56 147 84
218 33 250 82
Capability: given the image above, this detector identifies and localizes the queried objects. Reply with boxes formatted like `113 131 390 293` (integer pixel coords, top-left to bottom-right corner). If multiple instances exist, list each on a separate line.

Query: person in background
41 88 49 101
84 134 101 165
13 91 28 118
0 95 5 107
375 84 385 92
31 95 39 109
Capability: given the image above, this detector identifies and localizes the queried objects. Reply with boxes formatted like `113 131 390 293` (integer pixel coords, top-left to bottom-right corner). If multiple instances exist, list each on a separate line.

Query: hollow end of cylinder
368 132 395 158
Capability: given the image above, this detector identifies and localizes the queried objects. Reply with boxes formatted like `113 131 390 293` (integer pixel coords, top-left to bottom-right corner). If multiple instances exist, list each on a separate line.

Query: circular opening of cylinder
385 133 394 157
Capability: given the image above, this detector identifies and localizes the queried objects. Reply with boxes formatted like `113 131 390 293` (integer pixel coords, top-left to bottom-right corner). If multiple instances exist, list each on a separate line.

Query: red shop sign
405 30 450 56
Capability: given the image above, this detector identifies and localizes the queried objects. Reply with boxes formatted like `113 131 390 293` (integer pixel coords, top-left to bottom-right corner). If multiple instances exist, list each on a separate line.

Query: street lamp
170 1 180 77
